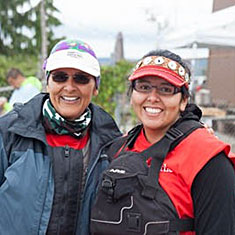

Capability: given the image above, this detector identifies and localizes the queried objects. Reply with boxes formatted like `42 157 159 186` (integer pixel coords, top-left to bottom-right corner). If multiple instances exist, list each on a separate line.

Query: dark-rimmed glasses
133 80 181 96
51 71 91 84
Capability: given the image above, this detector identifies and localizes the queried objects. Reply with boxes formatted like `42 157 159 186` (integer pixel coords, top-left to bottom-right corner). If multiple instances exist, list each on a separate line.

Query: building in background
208 0 235 107
112 32 125 64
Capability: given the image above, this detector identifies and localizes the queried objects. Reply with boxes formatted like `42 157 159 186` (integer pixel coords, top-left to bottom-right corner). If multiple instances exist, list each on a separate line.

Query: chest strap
139 119 203 199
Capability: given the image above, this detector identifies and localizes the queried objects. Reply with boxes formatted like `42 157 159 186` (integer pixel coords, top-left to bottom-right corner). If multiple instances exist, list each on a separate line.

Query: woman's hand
203 123 215 136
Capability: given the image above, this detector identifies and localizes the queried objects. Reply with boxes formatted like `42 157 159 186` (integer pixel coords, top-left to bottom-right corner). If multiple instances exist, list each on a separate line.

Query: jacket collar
8 93 122 145
89 103 121 144
8 93 48 144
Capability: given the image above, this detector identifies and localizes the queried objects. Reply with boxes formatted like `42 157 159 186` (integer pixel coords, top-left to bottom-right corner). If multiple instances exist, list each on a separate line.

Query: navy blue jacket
0 93 121 235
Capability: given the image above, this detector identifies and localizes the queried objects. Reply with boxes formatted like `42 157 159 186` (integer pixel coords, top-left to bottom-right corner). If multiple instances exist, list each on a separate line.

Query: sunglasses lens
74 74 90 84
51 72 91 84
52 72 68 82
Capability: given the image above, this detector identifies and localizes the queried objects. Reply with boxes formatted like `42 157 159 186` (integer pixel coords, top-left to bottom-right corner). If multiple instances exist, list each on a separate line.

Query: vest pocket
90 155 178 235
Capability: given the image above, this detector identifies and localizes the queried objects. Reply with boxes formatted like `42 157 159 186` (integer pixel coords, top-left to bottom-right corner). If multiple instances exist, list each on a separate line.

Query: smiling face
47 68 98 121
130 76 188 143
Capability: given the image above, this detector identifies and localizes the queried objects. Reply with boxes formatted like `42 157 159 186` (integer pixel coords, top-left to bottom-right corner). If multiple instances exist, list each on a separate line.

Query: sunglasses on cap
51 71 92 84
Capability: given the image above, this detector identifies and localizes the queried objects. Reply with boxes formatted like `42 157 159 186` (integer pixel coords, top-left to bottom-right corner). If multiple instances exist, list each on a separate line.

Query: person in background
0 38 121 234
90 50 235 235
0 68 42 114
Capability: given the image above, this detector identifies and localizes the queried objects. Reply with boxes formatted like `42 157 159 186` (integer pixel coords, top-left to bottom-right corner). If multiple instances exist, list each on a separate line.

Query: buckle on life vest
138 175 158 199
102 178 115 202
127 212 141 232
166 127 183 140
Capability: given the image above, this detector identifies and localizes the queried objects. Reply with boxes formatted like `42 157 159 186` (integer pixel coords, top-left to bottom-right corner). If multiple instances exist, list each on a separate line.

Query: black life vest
90 116 203 235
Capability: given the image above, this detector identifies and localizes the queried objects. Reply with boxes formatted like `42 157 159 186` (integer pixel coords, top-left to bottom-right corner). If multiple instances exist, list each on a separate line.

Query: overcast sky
52 0 213 59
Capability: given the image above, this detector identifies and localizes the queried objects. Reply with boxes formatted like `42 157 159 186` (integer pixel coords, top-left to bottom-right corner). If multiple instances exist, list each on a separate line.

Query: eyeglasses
133 81 181 96
51 71 91 84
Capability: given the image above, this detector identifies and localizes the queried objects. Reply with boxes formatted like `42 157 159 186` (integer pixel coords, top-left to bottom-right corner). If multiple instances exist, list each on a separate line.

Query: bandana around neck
42 98 91 138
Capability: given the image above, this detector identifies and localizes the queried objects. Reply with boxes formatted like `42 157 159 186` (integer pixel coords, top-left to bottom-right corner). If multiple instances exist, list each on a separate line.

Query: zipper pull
100 154 108 160
64 145 70 158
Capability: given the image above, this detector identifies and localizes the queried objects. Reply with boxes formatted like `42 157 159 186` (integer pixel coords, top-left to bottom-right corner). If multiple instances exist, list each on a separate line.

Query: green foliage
0 0 31 54
0 0 62 56
93 60 134 116
0 55 38 86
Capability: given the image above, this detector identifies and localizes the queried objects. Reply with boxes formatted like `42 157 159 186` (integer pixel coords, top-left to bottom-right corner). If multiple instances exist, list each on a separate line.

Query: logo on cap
67 51 82 59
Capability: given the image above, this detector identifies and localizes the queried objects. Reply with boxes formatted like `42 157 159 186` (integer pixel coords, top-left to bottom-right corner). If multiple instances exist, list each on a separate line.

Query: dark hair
6 68 24 80
128 49 191 98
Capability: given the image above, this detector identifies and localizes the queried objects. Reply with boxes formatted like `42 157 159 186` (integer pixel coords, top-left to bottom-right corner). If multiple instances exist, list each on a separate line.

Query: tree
0 0 62 56
0 0 31 55
31 0 63 55
93 60 133 116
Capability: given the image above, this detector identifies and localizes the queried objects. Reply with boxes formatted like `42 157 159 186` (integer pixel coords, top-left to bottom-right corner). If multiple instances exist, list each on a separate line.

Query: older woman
0 39 121 234
90 50 235 235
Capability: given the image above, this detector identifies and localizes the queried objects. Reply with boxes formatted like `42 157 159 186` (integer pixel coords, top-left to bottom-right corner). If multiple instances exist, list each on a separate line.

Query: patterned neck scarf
42 99 91 138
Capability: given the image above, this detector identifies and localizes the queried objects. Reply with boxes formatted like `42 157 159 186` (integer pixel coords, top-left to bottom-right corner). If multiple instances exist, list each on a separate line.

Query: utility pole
146 9 168 49
40 0 47 86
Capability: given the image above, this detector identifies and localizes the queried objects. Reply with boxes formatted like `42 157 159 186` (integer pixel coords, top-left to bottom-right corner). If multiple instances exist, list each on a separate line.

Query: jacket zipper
77 139 119 232
65 145 70 158
58 145 70 233
82 141 113 198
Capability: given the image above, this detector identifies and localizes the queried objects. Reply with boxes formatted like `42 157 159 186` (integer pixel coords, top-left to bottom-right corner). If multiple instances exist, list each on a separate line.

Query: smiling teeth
145 107 161 114
63 97 78 101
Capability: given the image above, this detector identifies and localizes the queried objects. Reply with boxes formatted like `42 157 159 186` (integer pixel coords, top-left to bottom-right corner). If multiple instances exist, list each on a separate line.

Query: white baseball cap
44 39 101 87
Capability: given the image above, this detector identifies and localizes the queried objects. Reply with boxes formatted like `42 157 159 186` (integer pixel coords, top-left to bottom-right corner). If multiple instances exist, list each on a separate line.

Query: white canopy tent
158 5 235 104
159 5 235 50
